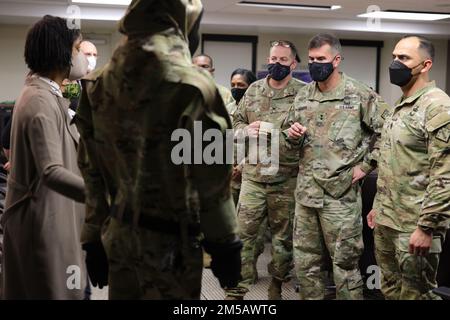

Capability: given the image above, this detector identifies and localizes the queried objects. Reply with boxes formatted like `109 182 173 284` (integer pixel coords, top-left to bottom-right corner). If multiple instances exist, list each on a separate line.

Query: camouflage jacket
75 28 238 245
233 77 306 184
374 82 450 232
227 101 243 190
287 73 389 208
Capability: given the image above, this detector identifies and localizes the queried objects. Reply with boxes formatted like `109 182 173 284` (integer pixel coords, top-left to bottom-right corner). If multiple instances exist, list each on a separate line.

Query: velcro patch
381 109 389 120
335 104 357 110
436 126 450 143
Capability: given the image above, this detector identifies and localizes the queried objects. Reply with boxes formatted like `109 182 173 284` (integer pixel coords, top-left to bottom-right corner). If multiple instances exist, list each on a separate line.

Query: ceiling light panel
237 1 341 11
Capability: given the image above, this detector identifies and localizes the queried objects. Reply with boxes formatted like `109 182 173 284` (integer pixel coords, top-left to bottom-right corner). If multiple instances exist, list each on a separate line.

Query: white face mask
68 52 89 81
87 56 97 72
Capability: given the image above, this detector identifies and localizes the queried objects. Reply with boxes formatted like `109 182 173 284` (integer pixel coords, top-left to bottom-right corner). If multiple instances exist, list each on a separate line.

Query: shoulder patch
436 127 450 143
426 111 450 132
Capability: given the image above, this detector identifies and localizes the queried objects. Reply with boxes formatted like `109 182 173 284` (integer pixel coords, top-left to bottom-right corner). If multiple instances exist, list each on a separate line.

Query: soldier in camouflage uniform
227 68 266 283
287 34 389 300
193 54 234 106
227 69 257 206
226 40 305 300
367 35 450 300
75 0 242 300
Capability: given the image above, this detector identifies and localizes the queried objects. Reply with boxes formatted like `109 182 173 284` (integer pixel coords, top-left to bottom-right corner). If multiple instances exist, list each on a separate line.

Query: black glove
202 238 243 288
82 241 109 289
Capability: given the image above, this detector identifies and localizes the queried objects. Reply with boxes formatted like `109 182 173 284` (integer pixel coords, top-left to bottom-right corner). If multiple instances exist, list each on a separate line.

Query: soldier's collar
262 76 298 98
396 81 436 108
27 75 63 98
308 72 346 102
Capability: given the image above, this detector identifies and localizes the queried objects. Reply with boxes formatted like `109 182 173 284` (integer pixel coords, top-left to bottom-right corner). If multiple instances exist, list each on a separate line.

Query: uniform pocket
347 270 364 290
334 220 364 270
328 109 361 149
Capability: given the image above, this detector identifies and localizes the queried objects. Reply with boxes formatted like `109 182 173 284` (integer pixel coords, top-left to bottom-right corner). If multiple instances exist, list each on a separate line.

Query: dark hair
402 35 435 61
308 33 342 54
24 15 81 75
230 68 257 86
193 53 214 67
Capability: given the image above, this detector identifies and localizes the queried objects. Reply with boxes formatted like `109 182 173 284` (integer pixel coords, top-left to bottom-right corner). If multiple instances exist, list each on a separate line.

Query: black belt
111 205 201 237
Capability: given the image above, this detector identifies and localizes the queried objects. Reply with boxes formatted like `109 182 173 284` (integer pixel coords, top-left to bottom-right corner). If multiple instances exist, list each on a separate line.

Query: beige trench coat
1 76 87 299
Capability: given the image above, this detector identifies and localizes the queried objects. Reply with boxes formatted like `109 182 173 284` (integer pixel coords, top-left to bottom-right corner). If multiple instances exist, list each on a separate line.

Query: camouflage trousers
102 217 203 299
226 178 295 297
293 186 364 300
374 224 444 300
232 185 268 271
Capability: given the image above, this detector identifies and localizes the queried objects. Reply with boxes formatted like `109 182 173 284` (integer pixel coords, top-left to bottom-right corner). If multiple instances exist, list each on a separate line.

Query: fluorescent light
71 0 131 5
237 1 341 11
358 10 450 21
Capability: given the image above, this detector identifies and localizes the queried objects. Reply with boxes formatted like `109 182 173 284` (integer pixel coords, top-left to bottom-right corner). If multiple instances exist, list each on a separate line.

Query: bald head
80 40 98 73
80 40 98 58
399 35 435 62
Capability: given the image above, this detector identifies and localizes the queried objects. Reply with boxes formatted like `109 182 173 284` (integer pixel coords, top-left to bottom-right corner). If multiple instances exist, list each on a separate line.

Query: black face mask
188 9 203 56
389 60 423 87
267 62 292 81
308 61 334 82
231 87 247 104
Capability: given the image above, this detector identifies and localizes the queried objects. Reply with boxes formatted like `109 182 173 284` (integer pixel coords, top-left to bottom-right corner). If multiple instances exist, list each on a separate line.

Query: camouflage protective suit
287 73 389 300
227 77 305 298
75 0 239 299
373 81 450 300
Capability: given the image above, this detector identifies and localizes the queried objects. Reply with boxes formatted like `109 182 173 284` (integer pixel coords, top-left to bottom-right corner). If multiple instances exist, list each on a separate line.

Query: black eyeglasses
270 40 301 63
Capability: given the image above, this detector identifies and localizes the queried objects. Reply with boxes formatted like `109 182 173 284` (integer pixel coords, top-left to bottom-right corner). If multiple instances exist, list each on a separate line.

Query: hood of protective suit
119 0 203 39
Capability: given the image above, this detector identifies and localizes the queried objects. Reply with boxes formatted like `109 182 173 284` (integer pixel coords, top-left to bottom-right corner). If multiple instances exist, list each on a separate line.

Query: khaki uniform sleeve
419 110 450 230
75 80 110 243
360 92 390 174
281 103 306 148
232 93 249 131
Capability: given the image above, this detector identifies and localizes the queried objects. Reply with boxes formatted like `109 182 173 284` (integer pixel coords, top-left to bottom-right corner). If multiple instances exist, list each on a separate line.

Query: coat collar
395 81 436 109
26 75 63 98
26 75 80 146
260 76 299 99
307 72 347 102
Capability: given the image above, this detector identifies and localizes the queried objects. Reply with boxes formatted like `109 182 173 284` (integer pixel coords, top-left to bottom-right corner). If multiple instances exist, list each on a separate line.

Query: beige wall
1 24 448 107
0 24 115 101
0 25 30 101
